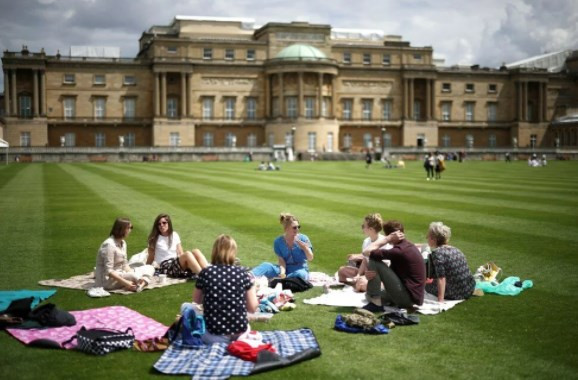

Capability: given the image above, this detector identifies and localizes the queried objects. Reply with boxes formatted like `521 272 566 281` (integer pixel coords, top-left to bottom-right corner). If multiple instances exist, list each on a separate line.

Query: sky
1 0 577 89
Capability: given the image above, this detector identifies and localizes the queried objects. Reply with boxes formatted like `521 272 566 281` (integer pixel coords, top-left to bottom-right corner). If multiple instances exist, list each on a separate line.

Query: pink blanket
6 306 168 348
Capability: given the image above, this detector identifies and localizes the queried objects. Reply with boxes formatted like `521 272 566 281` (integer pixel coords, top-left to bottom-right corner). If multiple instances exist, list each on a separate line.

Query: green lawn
1 160 577 379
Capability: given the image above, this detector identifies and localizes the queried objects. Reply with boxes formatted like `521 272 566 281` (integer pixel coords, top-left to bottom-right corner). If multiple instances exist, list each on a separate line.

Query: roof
506 50 573 73
275 44 327 60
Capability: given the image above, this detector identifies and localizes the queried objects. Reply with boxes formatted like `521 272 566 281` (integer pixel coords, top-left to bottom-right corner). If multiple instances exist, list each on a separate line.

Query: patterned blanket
154 328 320 380
7 305 168 347
38 272 187 294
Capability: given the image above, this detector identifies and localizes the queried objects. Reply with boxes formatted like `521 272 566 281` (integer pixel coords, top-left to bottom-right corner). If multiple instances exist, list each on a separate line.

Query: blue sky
1 0 577 89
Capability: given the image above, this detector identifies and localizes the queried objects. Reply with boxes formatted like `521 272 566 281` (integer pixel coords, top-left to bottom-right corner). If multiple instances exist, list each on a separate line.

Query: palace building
1 16 577 153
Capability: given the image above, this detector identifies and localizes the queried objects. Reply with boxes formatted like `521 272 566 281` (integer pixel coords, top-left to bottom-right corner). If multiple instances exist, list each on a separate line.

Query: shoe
87 287 111 298
362 302 384 313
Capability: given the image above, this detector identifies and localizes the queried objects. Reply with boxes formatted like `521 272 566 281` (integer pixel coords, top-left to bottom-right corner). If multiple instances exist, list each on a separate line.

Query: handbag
63 326 135 355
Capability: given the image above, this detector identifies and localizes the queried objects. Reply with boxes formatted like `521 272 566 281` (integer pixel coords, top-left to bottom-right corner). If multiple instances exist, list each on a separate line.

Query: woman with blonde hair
251 213 314 280
146 213 209 278
425 222 475 302
193 235 258 344
94 217 155 292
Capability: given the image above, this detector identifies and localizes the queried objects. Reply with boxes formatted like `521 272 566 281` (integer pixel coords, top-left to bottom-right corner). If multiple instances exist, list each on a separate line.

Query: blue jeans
251 262 309 280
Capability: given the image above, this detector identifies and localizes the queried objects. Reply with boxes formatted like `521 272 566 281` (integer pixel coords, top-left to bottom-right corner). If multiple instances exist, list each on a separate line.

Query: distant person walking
505 152 511 162
365 150 373 169
424 152 435 181
434 151 445 180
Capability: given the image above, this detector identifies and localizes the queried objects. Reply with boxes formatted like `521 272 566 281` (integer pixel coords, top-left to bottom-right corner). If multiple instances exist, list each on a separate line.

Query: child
193 235 259 344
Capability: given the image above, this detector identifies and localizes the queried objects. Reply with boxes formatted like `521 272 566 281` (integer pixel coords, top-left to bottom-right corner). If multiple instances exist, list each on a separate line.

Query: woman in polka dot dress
193 235 259 344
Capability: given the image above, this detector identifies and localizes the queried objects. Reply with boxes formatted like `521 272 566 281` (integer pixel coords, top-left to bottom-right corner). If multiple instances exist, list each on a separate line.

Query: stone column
154 73 160 117
523 81 528 122
403 78 408 119
298 72 304 118
33 70 39 117
517 81 523 121
188 73 193 117
538 81 544 122
542 82 548 122
409 78 415 120
3 70 9 116
318 72 323 118
40 70 46 116
431 79 436 120
181 72 187 118
160 72 167 117
11 69 17 115
425 78 431 120
278 73 284 118
264 74 270 118
331 75 337 118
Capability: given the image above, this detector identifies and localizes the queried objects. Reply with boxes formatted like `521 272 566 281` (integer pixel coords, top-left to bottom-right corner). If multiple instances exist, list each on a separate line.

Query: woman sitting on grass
251 213 314 281
146 213 209 278
337 213 385 292
194 234 258 344
95 217 155 292
425 221 476 302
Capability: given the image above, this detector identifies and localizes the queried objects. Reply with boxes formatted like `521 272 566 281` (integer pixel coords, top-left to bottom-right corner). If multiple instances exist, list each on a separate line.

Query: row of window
61 97 137 120
201 48 256 61
341 52 421 65
269 96 332 119
63 74 137 86
441 82 497 93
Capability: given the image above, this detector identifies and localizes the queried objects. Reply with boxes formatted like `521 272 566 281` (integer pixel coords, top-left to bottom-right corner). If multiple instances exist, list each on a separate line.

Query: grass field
1 159 577 380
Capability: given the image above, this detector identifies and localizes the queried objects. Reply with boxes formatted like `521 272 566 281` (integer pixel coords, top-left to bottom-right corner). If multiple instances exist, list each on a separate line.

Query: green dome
275 44 327 60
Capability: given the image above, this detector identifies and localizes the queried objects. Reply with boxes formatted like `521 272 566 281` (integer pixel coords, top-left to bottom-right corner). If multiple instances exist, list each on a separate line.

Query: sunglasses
158 221 168 226
292 225 301 230
129 225 134 230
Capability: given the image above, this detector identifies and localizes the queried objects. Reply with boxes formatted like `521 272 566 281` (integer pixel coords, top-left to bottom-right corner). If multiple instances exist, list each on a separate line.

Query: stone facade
1 17 578 152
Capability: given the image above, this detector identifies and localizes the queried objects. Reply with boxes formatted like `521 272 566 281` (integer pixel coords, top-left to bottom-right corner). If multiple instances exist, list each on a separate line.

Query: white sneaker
87 287 111 298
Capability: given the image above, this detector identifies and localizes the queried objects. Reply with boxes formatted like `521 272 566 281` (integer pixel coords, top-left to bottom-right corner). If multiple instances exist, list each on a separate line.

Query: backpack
166 305 205 347
63 326 135 355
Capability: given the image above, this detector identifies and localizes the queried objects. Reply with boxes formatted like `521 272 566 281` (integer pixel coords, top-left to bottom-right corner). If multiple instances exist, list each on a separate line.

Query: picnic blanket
154 328 320 380
38 272 187 294
6 305 168 348
303 286 463 315
0 290 56 312
308 272 341 287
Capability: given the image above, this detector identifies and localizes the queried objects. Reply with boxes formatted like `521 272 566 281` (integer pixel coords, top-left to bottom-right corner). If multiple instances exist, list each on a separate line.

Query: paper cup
158 274 167 284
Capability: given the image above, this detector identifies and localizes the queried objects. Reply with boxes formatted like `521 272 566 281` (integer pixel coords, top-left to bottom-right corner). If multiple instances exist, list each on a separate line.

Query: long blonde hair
211 234 238 265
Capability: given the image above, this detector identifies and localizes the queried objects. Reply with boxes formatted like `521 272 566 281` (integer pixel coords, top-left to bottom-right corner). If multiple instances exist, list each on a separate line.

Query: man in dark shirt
365 220 426 309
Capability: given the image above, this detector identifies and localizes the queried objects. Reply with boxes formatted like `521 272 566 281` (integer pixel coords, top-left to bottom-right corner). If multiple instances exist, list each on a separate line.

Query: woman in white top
337 213 385 292
146 214 209 278
95 217 155 291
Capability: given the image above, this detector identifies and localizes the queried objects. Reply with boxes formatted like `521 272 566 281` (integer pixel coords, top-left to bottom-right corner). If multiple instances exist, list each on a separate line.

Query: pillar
40 70 46 116
430 79 436 120
278 73 284 118
33 70 39 117
331 75 337 118
11 69 17 115
538 82 544 122
517 81 523 121
318 73 323 118
264 74 270 118
403 78 408 119
188 73 193 117
298 72 304 118
523 81 528 122
542 82 548 122
409 78 414 120
3 70 9 116
181 72 187 118
154 73 160 117
160 72 167 117
425 79 431 121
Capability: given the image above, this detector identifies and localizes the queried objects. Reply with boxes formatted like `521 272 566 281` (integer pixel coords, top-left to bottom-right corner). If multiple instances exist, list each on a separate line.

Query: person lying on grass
337 213 385 292
147 213 209 278
251 213 314 281
424 222 476 302
95 217 155 292
193 234 259 344
363 220 426 310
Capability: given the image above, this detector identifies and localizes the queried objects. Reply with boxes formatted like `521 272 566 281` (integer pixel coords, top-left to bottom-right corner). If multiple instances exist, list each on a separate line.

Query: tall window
95 132 106 147
305 97 315 119
466 134 474 148
322 97 331 117
487 102 497 122
224 97 236 120
20 132 31 147
268 133 275 147
285 132 293 147
363 53 371 65
383 133 392 148
465 102 475 121
170 132 180 146
64 133 76 147
202 97 214 120
342 99 352 120
203 132 214 147
382 54 391 65
343 133 352 149
442 102 451 121
413 100 421 120
125 132 135 147
272 97 280 117
286 97 297 119
363 133 373 148
326 132 334 152
530 134 537 148
167 97 178 119
382 99 392 120
308 132 317 151
225 132 236 147
246 49 255 61
19 95 32 118
246 97 256 120
124 97 136 120
489 134 497 148
362 99 373 120
343 52 351 64
527 102 534 122
94 97 106 120
203 48 213 60
442 134 451 147
225 48 235 60
63 97 76 119
247 133 257 147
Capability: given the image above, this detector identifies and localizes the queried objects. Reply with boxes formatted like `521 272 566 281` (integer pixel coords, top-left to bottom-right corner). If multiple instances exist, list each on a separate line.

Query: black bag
63 326 135 355
268 277 313 293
